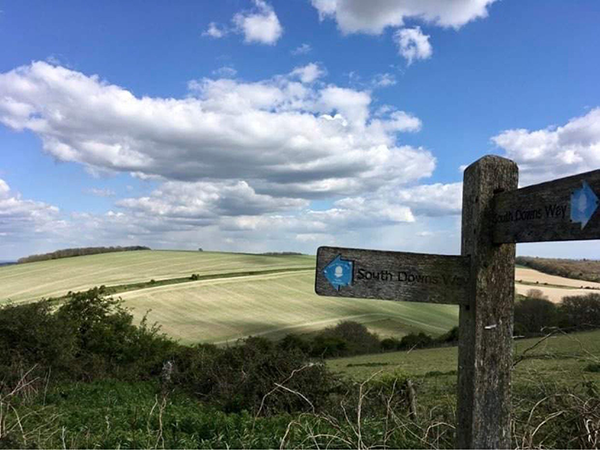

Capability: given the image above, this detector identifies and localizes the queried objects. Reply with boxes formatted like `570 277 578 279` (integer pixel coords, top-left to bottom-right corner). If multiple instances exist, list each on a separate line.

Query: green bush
310 321 381 357
560 294 600 330
399 332 433 350
514 296 558 335
172 336 336 415
0 287 175 386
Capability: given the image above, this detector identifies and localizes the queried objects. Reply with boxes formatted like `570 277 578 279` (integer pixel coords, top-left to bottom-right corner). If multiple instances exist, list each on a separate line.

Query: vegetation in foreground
1 289 600 448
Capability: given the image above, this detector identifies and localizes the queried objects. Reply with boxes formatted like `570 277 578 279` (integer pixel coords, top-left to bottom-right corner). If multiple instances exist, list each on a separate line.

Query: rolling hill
1 250 598 343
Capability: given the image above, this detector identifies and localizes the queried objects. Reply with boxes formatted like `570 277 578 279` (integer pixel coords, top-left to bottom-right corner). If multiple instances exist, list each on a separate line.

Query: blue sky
1 0 600 260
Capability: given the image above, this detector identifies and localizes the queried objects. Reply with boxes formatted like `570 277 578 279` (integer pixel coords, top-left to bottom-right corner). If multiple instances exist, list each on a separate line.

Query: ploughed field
0 250 597 343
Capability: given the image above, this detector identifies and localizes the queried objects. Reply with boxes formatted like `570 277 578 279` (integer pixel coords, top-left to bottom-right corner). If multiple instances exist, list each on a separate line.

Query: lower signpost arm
457 155 519 449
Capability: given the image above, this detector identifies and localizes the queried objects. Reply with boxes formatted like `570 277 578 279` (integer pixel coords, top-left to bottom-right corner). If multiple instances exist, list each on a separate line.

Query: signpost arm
457 155 518 449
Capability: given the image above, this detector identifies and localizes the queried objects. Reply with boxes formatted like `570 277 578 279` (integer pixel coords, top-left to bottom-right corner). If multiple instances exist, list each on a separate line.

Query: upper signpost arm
493 169 600 243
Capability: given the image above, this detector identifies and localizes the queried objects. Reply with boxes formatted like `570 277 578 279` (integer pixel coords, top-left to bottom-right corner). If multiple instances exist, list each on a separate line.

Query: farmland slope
0 250 314 303
119 270 459 344
1 250 598 342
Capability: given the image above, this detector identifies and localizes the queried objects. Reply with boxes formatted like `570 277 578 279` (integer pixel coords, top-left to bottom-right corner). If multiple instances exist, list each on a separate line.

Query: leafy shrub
399 332 433 350
0 300 76 387
277 333 310 354
514 296 558 335
436 326 459 344
311 321 381 357
0 288 175 386
172 336 336 414
381 337 401 351
559 294 600 330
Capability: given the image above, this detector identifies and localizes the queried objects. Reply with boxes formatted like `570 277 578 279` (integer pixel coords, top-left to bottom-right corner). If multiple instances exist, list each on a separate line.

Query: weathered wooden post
315 153 600 449
457 155 518 448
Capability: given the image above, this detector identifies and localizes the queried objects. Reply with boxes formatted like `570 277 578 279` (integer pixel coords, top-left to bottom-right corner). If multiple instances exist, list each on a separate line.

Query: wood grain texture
457 155 518 449
493 169 600 243
315 246 470 305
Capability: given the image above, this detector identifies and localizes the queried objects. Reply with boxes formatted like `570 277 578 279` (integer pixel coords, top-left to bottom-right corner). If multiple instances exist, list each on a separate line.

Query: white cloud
310 0 497 34
117 181 307 218
291 43 312 55
0 179 60 238
492 108 600 185
202 22 229 39
371 73 397 88
290 63 326 83
394 27 433 65
0 62 433 200
233 0 283 45
395 183 462 216
0 62 471 258
212 66 237 78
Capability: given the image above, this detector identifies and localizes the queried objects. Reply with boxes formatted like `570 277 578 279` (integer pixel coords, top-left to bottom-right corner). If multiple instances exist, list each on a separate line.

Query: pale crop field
1 250 597 343
514 267 600 302
119 270 460 344
0 250 314 303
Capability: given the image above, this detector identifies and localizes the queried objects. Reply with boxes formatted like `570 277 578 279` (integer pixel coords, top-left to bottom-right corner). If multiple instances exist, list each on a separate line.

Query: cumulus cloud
290 63 326 84
0 179 60 238
117 181 307 218
212 66 237 78
394 27 433 65
394 183 462 216
202 22 229 39
233 0 283 45
291 43 312 55
310 0 495 64
492 108 600 185
310 0 497 34
371 73 397 88
0 61 434 200
0 61 468 258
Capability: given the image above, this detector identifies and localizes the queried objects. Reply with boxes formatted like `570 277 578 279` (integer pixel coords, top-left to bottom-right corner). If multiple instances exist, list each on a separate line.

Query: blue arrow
571 181 599 229
323 255 354 291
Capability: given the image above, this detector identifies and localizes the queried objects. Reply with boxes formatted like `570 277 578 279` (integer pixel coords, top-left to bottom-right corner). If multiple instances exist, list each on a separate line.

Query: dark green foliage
560 293 600 330
515 297 558 334
190 273 200 280
309 321 381 358
0 300 76 387
399 332 434 350
437 326 459 344
381 337 401 351
585 363 600 373
277 333 310 354
172 337 335 415
17 246 150 264
0 288 174 385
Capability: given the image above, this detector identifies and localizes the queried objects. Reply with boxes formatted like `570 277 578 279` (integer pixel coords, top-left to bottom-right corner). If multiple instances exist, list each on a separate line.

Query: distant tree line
18 246 151 264
517 256 600 283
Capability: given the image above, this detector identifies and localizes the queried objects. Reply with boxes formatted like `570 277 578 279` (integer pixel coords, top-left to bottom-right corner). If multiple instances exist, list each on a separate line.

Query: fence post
457 155 519 448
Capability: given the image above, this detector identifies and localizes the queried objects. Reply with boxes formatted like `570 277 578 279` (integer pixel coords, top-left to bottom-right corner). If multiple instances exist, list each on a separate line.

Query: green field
119 269 458 344
328 329 600 381
0 250 314 303
0 250 459 343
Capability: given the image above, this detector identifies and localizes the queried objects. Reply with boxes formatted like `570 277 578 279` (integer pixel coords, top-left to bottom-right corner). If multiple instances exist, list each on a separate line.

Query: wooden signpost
315 155 600 449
